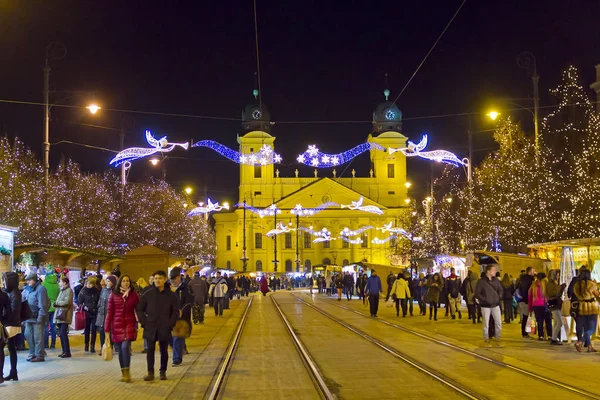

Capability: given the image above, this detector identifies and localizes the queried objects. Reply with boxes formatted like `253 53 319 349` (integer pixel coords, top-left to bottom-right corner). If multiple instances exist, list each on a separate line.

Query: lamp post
518 52 540 168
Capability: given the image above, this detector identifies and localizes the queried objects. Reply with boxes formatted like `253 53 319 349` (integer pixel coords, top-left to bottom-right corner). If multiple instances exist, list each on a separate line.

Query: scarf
120 286 130 299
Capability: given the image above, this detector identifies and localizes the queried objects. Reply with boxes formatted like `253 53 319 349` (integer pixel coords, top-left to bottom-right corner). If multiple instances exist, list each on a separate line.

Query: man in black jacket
517 267 536 338
137 270 179 381
169 267 194 366
189 274 209 324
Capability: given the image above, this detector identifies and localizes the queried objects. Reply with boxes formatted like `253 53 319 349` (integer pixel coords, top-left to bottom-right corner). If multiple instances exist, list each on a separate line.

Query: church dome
372 89 402 134
241 89 272 133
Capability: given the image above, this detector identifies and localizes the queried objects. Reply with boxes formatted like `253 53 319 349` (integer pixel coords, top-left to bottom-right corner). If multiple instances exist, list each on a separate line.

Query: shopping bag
101 342 113 361
74 308 86 331
385 297 394 308
526 314 536 333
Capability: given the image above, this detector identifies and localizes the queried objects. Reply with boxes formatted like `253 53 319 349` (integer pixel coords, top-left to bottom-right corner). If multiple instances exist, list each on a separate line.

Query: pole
533 71 540 166
467 117 473 182
296 214 300 272
273 212 278 272
120 126 126 187
43 65 50 191
242 201 247 272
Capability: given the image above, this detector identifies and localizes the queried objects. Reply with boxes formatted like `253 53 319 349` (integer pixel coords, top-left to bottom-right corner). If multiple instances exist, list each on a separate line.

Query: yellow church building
213 89 411 274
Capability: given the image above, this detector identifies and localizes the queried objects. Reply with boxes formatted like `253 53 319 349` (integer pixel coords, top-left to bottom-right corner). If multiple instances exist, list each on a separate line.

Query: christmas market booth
466 250 549 279
14 243 122 283
528 238 600 283
119 245 186 282
0 224 18 273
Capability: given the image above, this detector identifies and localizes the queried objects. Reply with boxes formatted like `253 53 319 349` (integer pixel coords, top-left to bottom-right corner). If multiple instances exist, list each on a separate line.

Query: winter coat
42 274 60 312
528 283 547 311
357 277 368 293
137 286 179 342
364 275 382 296
105 290 140 343
517 274 535 304
474 277 503 308
465 274 479 305
77 286 100 317
23 281 50 324
54 287 74 324
73 283 83 303
189 277 209 304
260 277 269 294
335 276 344 289
502 283 515 300
391 278 411 300
210 277 228 298
445 275 462 299
415 278 427 300
95 287 112 328
1 272 22 327
386 274 396 290
0 290 10 327
343 274 354 287
173 282 194 322
425 279 442 303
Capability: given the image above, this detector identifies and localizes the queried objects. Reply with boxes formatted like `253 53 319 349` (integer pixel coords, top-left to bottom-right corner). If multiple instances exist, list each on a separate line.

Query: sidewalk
0 298 248 399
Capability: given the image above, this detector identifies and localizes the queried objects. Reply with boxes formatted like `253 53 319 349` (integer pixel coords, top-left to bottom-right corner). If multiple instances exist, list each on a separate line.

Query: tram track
292 293 600 400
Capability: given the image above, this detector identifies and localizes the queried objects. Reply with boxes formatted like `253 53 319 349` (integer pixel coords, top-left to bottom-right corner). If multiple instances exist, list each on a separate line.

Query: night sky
1 1 599 203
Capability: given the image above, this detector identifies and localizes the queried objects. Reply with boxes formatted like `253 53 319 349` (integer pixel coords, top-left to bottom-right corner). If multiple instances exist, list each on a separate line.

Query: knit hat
25 272 37 281
106 275 117 287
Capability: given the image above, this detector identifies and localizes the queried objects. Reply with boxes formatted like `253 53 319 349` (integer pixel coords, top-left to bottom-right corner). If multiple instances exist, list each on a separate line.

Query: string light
109 130 189 167
236 203 281 218
340 196 384 215
371 236 396 244
298 226 335 242
389 134 466 166
290 202 338 216
339 226 373 236
296 142 385 168
192 140 282 166
339 236 363 244
188 199 230 216
266 222 294 237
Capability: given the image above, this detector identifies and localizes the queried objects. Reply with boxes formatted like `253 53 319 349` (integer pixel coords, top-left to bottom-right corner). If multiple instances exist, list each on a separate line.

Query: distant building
213 88 411 273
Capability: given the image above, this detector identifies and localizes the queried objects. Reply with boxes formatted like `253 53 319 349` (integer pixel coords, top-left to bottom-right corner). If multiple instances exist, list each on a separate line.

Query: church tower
368 87 408 207
238 89 276 207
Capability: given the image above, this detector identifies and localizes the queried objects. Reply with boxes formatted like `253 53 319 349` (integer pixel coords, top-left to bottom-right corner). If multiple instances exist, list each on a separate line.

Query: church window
388 191 395 195
304 232 311 248
285 233 292 248
304 259 311 272
256 260 263 271
343 259 349 266
226 235 231 251
342 239 349 248
255 233 263 249
254 165 262 178
361 233 368 248
323 241 330 249
285 260 293 272
226 261 231 270
387 164 395 178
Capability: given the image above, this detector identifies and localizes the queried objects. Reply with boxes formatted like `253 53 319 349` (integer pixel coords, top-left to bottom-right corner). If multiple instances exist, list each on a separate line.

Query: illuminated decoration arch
388 134 466 166
296 142 385 168
236 203 281 218
188 199 230 216
371 236 397 244
290 202 338 216
340 226 373 237
298 226 335 243
340 197 384 215
109 130 189 167
340 236 363 245
266 222 294 237
192 141 282 166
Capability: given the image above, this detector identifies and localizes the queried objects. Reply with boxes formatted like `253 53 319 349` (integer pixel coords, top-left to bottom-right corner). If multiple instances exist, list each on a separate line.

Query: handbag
74 307 87 330
101 342 113 361
547 297 561 311
385 297 395 308
172 304 192 338
5 326 21 339
55 307 68 322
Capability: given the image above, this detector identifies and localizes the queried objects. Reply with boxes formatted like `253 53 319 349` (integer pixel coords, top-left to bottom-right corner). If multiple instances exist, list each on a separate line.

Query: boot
121 368 131 383
3 371 18 381
160 371 167 380
85 344 89 352
429 309 432 320
144 371 155 381
458 311 462 319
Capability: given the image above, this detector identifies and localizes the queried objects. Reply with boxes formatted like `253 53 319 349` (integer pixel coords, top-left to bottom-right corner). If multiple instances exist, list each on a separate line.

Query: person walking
0 280 11 384
335 274 344 301
137 270 179 381
426 273 442 321
42 271 59 350
445 268 462 320
546 269 566 345
259 275 269 297
364 270 383 317
105 275 140 382
528 273 552 341
140 275 154 354
385 272 396 302
573 268 599 353
169 267 193 367
568 267 585 347
475 265 503 347
517 267 536 339
54 277 74 359
415 273 427 316
390 272 411 317
465 270 480 324
501 273 515 323
77 277 100 353
343 272 354 301
209 272 228 316
357 274 368 305
22 273 49 362
189 274 209 324
1 272 21 381
96 275 116 356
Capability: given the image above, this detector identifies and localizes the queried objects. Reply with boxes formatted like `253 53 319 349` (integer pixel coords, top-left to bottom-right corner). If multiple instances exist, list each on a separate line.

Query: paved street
2 291 600 399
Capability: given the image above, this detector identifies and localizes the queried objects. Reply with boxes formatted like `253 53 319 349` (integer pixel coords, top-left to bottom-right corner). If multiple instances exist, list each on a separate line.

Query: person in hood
464 271 480 324
169 267 193 367
1 272 21 381
365 270 383 317
475 265 504 347
42 271 59 349
259 275 269 296
77 277 100 353
23 273 49 362
209 272 228 316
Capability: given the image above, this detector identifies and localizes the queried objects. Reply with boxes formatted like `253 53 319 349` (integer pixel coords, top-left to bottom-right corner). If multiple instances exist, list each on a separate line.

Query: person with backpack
22 273 50 362
54 276 74 358
1 272 22 381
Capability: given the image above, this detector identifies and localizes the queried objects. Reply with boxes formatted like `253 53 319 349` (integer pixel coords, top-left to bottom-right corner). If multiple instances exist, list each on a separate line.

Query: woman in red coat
260 276 269 296
105 274 139 382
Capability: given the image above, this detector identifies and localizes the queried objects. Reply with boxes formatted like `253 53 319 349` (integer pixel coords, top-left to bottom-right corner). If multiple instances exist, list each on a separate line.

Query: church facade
213 90 411 273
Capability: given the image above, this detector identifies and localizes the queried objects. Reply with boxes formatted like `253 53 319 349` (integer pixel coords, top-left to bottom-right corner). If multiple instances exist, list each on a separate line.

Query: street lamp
405 182 412 189
149 158 160 166
86 104 102 114
486 111 500 121
184 187 193 195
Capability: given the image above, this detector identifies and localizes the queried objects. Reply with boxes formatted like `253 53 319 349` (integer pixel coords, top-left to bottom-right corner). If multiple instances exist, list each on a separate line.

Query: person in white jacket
391 273 411 317
209 272 228 317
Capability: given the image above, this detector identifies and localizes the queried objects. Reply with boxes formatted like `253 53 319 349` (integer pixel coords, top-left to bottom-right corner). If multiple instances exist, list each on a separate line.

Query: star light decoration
340 197 384 215
296 142 385 168
188 199 230 216
290 202 338 216
388 135 466 166
376 222 423 242
109 130 189 167
266 222 294 237
192 141 282 166
339 226 373 237
236 203 282 218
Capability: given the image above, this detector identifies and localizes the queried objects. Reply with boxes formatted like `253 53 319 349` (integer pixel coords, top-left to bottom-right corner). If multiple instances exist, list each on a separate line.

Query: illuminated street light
86 104 101 114
404 198 411 204
425 196 432 202
149 158 159 166
405 182 412 189
183 203 188 208
446 197 453 203
184 187 193 195
419 219 425 225
486 111 500 120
